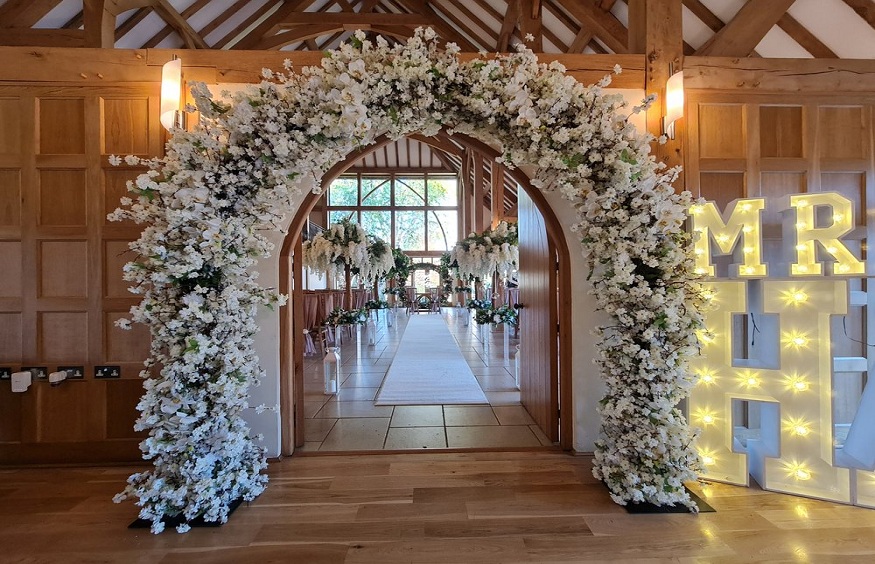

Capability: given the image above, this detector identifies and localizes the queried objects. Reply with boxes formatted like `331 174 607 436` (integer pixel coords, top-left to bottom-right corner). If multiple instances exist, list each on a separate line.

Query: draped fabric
302 291 319 355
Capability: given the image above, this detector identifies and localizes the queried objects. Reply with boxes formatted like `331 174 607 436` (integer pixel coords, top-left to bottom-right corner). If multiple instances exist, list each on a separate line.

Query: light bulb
795 468 811 480
794 425 810 436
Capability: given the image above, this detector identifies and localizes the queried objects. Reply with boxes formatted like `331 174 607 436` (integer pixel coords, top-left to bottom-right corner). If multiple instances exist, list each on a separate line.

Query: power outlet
95 365 121 379
58 366 85 380
21 366 48 380
0 367 11 380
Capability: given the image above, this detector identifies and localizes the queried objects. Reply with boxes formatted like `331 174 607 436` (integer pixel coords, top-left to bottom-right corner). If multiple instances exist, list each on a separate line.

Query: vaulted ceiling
1 0 873 58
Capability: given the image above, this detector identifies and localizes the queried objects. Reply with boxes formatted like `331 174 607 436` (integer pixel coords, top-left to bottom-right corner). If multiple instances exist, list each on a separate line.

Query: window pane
427 177 458 206
427 210 458 252
361 177 390 206
361 210 392 244
329 210 356 225
395 211 425 251
329 177 358 206
395 177 426 206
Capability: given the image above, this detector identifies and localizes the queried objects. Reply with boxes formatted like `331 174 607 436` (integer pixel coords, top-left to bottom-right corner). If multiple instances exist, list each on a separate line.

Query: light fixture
160 56 185 131
663 66 684 139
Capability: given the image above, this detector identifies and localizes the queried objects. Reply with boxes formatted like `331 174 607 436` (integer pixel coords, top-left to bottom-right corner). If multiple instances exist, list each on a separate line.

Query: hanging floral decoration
302 217 393 282
109 27 705 532
450 221 519 281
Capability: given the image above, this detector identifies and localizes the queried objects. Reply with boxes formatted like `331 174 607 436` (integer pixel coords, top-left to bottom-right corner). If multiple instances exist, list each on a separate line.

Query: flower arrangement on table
324 307 367 326
364 299 389 310
472 303 520 327
466 298 492 310
450 221 519 281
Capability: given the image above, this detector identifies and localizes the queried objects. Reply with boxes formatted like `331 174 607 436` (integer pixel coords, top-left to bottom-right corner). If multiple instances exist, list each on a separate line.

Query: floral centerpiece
450 221 519 281
324 307 367 325
364 299 389 310
108 26 704 532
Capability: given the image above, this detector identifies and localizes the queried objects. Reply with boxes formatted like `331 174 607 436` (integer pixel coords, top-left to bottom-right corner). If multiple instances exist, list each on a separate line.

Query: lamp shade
664 70 684 133
160 58 182 130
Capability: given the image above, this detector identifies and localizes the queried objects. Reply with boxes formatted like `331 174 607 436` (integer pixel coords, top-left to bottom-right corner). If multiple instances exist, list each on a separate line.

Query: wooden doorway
278 133 572 454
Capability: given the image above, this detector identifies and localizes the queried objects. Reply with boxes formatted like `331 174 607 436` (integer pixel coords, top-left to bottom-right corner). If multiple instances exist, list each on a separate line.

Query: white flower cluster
110 27 706 530
301 219 392 282
451 221 519 281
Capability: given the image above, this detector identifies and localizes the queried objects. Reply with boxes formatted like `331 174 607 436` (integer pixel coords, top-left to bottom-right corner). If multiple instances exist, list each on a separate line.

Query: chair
302 291 320 355
428 287 440 313
404 286 417 314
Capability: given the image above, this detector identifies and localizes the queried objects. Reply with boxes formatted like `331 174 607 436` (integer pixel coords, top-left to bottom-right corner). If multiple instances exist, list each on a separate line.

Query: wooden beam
214 1 280 49
233 0 320 50
497 0 520 52
568 27 593 53
83 0 116 48
491 161 505 228
0 0 59 28
696 0 796 57
551 0 628 53
276 11 432 26
0 28 85 47
255 25 339 50
142 0 210 48
394 0 479 51
151 0 209 48
682 0 723 32
627 0 646 53
684 56 875 92
642 0 683 176
777 12 838 58
844 0 875 30
116 8 152 41
519 0 543 51
472 151 485 232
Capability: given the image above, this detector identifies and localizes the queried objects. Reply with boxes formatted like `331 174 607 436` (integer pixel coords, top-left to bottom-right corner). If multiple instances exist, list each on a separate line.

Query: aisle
375 314 489 405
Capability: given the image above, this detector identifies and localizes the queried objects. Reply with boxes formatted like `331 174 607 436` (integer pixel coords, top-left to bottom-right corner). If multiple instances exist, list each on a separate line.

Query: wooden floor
3 451 875 563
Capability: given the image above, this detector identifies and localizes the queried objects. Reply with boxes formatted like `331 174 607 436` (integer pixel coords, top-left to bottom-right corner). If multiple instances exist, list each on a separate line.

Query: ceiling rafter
234 0 321 50
434 1 498 50
394 0 479 51
549 0 628 53
115 8 152 41
696 0 796 57
150 0 209 48
0 0 59 29
143 0 211 48
777 12 837 58
497 0 520 51
843 0 875 30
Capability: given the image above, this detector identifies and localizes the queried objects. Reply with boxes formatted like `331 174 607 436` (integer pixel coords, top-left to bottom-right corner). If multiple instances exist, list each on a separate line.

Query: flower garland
109 27 704 531
450 221 519 281
302 217 393 282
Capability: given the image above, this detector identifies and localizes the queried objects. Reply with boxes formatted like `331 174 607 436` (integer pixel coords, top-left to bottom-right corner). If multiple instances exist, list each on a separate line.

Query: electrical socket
21 366 48 380
94 365 121 379
0 367 11 380
58 366 85 380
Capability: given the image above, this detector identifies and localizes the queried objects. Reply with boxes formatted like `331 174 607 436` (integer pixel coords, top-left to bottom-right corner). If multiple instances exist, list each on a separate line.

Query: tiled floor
301 307 555 451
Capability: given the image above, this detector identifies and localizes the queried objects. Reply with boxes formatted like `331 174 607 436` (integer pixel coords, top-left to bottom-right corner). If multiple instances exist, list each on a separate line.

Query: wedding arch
110 28 705 533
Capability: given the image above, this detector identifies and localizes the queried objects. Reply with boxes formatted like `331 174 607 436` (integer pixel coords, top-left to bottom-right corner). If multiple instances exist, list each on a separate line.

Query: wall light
663 68 684 139
160 56 185 131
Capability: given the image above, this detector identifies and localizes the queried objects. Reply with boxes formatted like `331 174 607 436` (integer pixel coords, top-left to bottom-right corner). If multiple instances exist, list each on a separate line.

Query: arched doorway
278 132 573 454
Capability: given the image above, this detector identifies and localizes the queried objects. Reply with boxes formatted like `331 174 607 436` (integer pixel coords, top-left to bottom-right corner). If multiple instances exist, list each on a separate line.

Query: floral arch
111 28 704 533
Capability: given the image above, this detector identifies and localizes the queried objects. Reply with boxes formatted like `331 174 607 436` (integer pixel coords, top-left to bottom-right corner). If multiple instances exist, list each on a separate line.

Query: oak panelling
0 98 21 155
699 172 745 208
760 106 804 158
103 169 140 226
0 169 21 226
761 172 807 237
823 173 866 227
38 169 87 226
0 312 22 363
105 378 146 440
38 240 87 298
103 239 136 298
37 311 88 363
698 104 745 158
819 107 866 160
104 311 149 364
34 382 93 443
0 386 22 442
37 99 85 155
102 98 150 155
0 241 22 297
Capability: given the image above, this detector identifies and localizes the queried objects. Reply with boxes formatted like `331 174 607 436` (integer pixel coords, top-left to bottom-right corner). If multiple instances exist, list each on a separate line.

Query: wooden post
491 161 505 228
344 264 353 310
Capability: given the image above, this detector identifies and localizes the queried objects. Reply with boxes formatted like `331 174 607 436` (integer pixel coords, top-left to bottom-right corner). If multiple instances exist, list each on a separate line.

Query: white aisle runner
375 314 488 405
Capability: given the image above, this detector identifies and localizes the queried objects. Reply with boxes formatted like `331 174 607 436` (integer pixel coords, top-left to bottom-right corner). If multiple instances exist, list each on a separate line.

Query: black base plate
623 488 715 513
128 498 244 529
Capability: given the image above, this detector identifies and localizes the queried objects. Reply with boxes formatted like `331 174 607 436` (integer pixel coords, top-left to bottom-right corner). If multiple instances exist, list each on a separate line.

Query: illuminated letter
689 280 852 502
690 199 767 278
789 193 864 276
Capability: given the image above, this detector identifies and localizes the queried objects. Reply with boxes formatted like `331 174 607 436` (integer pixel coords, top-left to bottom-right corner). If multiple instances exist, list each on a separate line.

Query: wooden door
517 189 559 442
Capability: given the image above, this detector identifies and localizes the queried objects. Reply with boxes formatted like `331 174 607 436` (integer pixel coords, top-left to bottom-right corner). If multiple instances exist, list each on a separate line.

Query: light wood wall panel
0 83 159 465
